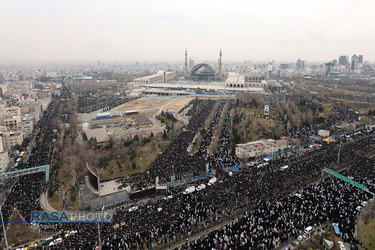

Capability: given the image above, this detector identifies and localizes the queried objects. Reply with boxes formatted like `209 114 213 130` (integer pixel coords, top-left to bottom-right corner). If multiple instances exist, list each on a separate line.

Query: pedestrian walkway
40 192 57 212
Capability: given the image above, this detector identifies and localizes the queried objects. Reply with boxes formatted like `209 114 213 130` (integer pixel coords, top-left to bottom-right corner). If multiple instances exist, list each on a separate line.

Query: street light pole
98 223 101 249
337 140 342 165
0 206 9 249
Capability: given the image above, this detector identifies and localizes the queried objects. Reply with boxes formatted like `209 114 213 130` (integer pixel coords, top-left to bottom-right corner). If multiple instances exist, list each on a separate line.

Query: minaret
189 57 192 77
218 49 222 76
185 49 188 79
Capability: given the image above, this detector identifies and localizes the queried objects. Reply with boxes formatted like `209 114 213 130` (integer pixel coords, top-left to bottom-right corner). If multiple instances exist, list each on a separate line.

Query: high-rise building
351 54 358 70
358 55 364 64
280 64 289 70
325 62 334 75
97 60 101 66
267 62 273 72
339 55 348 66
18 75 24 81
296 59 305 69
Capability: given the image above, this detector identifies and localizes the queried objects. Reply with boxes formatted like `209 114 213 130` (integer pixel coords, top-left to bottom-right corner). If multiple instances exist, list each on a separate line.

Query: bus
19 151 26 160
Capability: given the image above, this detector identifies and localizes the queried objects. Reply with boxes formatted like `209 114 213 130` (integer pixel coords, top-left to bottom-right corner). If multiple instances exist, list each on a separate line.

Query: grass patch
321 103 334 118
157 111 177 128
4 211 52 248
99 139 171 181
48 192 63 211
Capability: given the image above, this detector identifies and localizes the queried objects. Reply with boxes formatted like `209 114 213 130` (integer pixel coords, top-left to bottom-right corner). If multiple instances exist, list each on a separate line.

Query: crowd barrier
166 173 213 187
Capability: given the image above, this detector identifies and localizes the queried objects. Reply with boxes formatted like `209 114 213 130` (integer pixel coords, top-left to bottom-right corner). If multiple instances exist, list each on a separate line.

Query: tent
323 239 334 249
333 225 341 235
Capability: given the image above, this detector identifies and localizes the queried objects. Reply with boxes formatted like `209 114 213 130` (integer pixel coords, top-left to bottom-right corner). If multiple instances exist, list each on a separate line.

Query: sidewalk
40 192 57 212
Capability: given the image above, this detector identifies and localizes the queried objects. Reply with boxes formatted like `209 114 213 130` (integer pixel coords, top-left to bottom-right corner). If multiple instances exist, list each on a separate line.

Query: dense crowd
1 90 374 250
0 94 61 239
129 99 234 190
77 94 136 113
44 121 375 249
289 125 315 142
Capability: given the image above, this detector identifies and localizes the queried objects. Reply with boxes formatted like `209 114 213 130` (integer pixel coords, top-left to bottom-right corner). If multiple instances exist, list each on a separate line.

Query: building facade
0 131 24 151
225 73 267 88
133 71 176 85
236 138 289 159
0 152 9 173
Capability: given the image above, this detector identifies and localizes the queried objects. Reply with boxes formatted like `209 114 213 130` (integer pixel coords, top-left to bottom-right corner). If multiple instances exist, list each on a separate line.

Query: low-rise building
133 114 153 127
318 130 330 137
0 84 7 97
37 89 52 99
18 118 34 137
85 128 110 146
0 131 24 151
0 152 9 173
0 115 21 131
225 73 267 88
133 71 176 84
236 138 289 159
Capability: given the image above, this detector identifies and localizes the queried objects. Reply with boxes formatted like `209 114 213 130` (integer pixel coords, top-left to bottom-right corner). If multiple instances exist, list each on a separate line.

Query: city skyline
1 0 374 63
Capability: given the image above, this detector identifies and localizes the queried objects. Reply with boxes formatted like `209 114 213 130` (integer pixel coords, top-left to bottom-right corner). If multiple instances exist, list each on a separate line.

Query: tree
200 128 206 136
48 188 55 198
12 144 22 152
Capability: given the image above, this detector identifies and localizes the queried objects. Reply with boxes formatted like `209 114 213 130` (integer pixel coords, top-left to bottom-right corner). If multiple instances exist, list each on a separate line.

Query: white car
207 177 217 186
196 184 206 191
297 235 305 241
129 206 138 212
65 230 78 237
183 186 196 195
49 237 62 246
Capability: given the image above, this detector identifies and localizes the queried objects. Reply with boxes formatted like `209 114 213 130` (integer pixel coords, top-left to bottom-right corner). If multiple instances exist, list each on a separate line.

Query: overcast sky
0 0 374 63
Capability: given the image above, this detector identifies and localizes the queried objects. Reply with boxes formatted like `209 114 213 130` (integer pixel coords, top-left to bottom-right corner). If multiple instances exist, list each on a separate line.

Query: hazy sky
1 0 374 63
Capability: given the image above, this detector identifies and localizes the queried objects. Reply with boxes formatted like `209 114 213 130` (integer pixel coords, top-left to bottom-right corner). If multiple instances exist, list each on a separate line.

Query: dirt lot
110 96 195 116
356 200 375 249
3 211 53 248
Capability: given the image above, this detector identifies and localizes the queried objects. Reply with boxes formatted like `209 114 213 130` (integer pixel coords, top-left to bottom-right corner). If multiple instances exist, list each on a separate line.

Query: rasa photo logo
31 211 113 223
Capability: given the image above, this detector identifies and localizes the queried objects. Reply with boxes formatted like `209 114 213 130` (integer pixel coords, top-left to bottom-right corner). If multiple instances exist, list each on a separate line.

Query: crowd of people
0 95 61 239
43 115 375 249
289 125 315 142
129 99 233 190
180 159 374 249
1 88 374 250
207 100 239 169
196 100 225 157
